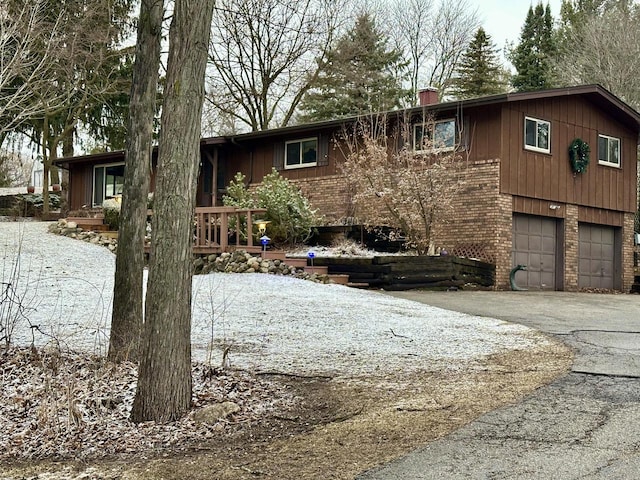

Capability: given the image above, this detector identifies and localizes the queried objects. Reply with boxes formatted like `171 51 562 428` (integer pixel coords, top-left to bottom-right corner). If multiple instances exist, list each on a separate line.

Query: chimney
418 87 439 106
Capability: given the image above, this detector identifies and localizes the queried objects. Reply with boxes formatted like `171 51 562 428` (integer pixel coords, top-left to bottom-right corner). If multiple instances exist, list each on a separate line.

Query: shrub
102 198 121 230
13 193 61 217
223 169 318 247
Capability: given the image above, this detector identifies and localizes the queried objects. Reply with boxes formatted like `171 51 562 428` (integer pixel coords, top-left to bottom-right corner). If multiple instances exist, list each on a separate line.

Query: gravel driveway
2 220 553 378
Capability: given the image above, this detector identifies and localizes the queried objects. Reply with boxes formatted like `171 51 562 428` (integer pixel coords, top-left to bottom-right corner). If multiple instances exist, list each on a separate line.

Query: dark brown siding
466 105 502 162
500 96 637 213
227 131 344 184
578 205 624 226
68 164 93 210
513 196 566 219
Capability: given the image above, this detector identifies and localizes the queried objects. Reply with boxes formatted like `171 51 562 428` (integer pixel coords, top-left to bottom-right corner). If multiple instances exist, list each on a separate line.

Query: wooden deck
193 206 267 254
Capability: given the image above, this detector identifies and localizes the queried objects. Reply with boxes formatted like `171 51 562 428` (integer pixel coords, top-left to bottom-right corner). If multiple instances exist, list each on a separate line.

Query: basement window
524 116 550 154
598 134 621 167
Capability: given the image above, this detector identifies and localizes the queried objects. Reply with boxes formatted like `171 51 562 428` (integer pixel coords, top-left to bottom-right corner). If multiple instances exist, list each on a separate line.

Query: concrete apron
357 290 640 480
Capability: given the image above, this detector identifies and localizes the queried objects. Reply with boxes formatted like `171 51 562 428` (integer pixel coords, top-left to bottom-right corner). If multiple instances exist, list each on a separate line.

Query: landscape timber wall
312 255 495 291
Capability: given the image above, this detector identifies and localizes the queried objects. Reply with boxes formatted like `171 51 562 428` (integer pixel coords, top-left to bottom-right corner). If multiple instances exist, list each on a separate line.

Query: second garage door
512 214 557 290
578 224 615 289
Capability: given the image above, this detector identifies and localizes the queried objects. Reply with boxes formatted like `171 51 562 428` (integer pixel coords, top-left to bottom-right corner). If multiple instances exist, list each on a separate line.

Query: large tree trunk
108 0 163 363
130 0 214 423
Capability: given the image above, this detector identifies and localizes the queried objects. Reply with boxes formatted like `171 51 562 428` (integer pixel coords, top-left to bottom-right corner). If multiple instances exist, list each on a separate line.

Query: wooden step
80 223 110 232
283 258 308 268
304 265 328 275
66 216 104 225
328 274 349 285
261 250 287 261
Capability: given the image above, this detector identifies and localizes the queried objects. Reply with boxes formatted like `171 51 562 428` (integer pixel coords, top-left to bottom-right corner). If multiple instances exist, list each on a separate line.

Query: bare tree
382 0 479 102
131 0 214 423
0 149 32 187
0 1 64 137
205 0 344 132
555 4 640 109
339 113 466 254
12 0 134 214
109 0 164 363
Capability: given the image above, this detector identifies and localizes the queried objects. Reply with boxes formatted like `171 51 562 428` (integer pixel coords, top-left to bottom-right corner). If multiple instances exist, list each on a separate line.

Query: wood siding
225 131 344 184
500 96 637 213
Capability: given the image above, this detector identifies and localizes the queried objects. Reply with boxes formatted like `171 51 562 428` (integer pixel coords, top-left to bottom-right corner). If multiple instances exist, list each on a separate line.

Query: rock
66 221 77 229
192 402 240 424
194 257 205 269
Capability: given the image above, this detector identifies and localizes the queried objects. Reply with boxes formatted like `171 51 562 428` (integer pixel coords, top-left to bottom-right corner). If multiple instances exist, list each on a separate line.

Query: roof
215 84 640 143
56 84 640 168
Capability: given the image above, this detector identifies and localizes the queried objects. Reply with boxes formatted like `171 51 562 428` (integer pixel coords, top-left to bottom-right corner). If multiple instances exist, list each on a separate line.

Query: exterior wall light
254 219 271 235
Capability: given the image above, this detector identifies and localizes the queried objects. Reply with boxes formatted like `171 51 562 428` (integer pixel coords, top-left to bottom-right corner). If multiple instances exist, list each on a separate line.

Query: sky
469 0 564 62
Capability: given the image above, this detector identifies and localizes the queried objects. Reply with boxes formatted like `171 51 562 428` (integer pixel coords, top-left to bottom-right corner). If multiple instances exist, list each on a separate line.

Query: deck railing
193 206 267 254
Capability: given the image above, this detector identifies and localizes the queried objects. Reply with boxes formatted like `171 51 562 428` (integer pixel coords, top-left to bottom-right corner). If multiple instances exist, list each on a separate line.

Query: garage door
579 224 615 289
512 214 557 290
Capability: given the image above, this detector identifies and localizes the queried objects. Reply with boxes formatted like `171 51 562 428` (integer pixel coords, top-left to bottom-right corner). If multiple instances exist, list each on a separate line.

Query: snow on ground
1 220 549 378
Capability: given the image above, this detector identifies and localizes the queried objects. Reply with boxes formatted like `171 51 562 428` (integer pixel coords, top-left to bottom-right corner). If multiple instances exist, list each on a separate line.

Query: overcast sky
469 0 564 63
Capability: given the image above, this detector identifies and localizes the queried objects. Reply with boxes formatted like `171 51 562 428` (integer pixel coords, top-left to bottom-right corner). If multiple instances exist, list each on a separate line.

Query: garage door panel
528 236 541 251
512 214 557 290
578 224 615 289
542 236 555 252
541 221 555 236
515 233 529 250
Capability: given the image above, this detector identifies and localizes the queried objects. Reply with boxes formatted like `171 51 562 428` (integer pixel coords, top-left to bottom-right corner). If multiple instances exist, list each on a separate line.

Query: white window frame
93 162 125 206
413 118 456 152
597 134 621 168
284 137 318 169
524 116 551 154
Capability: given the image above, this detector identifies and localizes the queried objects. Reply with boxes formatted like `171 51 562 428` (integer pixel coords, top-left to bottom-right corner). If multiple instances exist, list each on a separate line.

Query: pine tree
299 13 410 122
452 27 508 99
510 2 557 92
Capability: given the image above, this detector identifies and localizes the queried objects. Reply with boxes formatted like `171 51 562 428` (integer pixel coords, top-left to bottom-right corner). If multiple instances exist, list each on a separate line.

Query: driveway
359 291 640 479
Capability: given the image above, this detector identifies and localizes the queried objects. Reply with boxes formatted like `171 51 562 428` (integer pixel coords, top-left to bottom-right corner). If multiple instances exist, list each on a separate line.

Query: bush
102 198 121 230
223 169 318 247
13 193 61 217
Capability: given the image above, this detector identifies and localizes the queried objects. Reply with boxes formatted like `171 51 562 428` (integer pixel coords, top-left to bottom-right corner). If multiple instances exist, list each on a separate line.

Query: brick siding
564 204 579 291
623 212 636 291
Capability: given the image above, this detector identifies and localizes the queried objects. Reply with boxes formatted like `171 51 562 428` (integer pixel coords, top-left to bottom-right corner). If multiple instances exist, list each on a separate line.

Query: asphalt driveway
358 291 640 479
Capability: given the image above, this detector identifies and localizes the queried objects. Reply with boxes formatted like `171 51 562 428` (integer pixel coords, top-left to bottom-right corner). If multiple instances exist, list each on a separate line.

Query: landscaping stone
48 219 334 284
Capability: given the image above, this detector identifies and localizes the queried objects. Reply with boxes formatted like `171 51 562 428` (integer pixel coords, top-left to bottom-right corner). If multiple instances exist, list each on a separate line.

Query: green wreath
569 138 590 174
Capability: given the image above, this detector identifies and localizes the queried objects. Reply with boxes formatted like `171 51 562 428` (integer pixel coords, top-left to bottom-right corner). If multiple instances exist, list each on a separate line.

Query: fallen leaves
0 347 295 461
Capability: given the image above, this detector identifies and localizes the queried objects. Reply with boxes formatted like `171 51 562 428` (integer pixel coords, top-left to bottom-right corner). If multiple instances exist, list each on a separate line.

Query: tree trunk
130 0 214 423
41 116 51 215
108 0 163 363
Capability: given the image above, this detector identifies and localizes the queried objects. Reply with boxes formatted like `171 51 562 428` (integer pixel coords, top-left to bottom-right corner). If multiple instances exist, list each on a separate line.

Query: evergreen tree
299 13 410 122
510 2 557 92
451 27 508 99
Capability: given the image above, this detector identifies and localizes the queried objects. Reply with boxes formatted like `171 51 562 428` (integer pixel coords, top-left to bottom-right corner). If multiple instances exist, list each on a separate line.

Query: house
55 84 640 291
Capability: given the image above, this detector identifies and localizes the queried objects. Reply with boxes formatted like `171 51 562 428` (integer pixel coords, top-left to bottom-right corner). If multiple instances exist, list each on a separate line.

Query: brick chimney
418 87 439 106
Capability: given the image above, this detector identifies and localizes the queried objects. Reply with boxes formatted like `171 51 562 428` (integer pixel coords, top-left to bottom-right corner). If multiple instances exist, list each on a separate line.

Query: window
524 117 550 153
598 134 620 167
413 119 456 152
93 163 125 206
285 138 317 169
